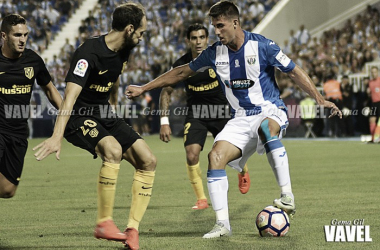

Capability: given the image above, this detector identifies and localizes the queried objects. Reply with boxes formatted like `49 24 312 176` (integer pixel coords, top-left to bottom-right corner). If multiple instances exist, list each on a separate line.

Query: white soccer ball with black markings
256 205 290 237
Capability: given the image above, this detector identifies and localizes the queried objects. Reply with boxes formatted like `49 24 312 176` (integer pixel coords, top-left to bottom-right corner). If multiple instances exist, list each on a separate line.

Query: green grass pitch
0 136 379 249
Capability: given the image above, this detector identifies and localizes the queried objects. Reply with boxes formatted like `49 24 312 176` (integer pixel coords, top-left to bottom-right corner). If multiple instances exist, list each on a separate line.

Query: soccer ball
256 205 290 237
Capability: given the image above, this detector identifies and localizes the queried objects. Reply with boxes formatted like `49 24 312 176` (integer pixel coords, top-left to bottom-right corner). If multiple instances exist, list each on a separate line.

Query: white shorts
214 104 288 172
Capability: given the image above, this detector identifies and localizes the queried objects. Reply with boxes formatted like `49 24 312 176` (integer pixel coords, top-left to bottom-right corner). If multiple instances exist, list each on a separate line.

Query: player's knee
208 149 224 169
141 153 157 171
0 187 16 198
258 119 279 143
103 144 123 163
186 152 200 165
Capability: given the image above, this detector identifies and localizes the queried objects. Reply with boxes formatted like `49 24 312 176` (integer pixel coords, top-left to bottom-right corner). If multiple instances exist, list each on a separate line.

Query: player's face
188 29 208 56
371 68 378 79
211 15 236 46
1 24 28 56
123 16 147 50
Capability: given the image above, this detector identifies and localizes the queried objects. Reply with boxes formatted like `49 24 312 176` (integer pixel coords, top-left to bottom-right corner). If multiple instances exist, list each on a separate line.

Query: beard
121 32 138 51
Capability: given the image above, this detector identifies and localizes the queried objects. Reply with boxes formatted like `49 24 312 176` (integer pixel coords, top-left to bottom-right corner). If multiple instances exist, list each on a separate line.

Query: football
256 205 290 237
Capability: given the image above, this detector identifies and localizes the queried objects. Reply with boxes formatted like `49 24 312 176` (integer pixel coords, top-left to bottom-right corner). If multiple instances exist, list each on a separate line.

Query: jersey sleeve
189 47 214 73
65 44 93 87
35 54 51 86
266 40 295 73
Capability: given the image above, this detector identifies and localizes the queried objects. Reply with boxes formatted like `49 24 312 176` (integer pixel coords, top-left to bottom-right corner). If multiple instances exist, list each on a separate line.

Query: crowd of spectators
2 0 379 137
0 0 82 53
39 0 281 135
276 4 380 137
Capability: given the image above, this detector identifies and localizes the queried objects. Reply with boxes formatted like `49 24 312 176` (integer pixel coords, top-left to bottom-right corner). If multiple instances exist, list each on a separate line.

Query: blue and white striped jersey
189 30 296 117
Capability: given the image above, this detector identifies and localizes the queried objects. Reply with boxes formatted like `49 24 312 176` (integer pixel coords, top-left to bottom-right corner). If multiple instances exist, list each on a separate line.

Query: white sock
266 147 293 200
207 170 230 230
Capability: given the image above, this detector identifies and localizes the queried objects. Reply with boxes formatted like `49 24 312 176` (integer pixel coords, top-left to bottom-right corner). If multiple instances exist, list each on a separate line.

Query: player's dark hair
112 2 145 32
186 23 209 39
1 14 26 34
208 1 240 21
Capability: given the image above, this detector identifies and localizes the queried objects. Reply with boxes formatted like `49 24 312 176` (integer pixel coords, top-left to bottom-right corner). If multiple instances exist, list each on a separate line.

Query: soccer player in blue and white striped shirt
126 0 342 238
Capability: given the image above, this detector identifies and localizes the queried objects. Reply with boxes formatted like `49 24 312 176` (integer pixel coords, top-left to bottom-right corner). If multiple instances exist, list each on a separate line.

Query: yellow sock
241 164 249 175
187 163 207 200
127 169 155 230
97 162 120 224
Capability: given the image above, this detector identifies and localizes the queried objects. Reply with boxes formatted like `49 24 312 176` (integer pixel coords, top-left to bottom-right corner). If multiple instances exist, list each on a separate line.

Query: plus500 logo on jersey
224 79 254 89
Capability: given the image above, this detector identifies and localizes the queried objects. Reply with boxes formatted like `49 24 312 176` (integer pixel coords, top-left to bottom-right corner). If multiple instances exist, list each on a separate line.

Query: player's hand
160 125 172 143
323 100 343 119
125 85 144 99
33 137 61 161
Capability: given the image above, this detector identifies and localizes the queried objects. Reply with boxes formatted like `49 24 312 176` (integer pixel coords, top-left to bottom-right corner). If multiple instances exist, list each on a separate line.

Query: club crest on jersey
224 79 254 89
246 55 256 65
235 59 240 68
24 67 34 79
74 59 88 77
209 69 216 78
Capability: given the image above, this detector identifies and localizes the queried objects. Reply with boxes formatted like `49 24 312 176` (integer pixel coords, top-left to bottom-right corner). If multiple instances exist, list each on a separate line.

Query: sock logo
279 151 286 157
142 186 152 189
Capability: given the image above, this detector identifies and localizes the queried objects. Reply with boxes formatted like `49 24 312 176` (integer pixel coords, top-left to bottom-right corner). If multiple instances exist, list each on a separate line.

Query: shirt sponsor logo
275 50 291 67
0 85 32 94
215 61 229 66
73 59 88 77
224 79 254 89
188 81 219 91
89 82 114 92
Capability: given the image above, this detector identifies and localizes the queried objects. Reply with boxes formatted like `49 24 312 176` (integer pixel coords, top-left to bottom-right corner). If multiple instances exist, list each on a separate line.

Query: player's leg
374 117 380 143
203 140 241 238
208 119 251 194
0 134 27 198
372 103 380 143
369 116 377 142
0 173 17 198
122 139 156 250
65 117 126 241
185 143 209 209
258 118 295 216
94 136 123 222
184 120 209 209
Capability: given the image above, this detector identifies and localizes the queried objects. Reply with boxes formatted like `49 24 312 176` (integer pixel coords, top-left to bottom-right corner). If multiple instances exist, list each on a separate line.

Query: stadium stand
3 0 379 138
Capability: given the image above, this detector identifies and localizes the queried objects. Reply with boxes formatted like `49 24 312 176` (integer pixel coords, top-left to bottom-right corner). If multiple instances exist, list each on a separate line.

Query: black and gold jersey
65 35 130 115
173 51 229 120
0 48 51 139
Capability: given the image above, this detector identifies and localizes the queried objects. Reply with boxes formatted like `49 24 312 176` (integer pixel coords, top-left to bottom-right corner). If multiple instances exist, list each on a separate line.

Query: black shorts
64 116 141 158
370 101 380 118
0 133 28 185
183 118 229 150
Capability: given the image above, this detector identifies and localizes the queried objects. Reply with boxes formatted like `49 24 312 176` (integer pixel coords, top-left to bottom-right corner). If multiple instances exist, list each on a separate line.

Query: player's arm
159 86 174 142
110 78 120 108
125 64 195 98
33 82 83 161
40 81 63 110
287 65 342 118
